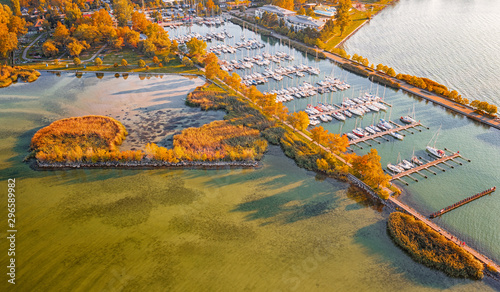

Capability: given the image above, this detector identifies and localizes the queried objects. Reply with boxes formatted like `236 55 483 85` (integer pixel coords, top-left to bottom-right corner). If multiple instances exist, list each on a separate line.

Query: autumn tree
486 104 498 115
351 149 390 189
287 112 309 131
0 4 26 58
73 24 100 44
118 26 140 48
42 40 59 57
186 37 207 58
67 39 86 56
64 1 82 27
272 0 293 11
182 56 193 67
92 8 114 27
95 57 103 67
53 22 70 46
121 58 128 66
310 126 329 144
138 59 146 67
10 0 20 16
204 52 220 80
113 0 133 27
73 57 81 66
336 0 352 36
152 56 159 64
131 11 148 32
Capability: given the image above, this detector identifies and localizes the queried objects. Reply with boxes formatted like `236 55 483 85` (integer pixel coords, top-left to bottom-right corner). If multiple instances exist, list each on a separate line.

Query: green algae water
0 73 498 291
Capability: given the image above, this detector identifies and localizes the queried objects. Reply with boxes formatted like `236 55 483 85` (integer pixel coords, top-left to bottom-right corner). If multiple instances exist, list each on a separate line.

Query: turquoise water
167 21 500 264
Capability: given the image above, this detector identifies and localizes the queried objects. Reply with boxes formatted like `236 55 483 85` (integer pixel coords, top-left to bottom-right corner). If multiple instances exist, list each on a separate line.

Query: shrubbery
388 212 484 280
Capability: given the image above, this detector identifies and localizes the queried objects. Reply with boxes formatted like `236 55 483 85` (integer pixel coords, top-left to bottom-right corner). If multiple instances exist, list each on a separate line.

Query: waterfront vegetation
0 65 40 87
30 115 133 162
388 212 484 280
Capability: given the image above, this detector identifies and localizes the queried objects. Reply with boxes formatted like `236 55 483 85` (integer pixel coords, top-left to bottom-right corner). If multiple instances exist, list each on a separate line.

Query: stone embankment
36 160 259 169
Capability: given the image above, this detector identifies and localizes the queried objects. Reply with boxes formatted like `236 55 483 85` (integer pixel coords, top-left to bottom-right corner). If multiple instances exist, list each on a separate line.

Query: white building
286 15 325 31
255 5 296 19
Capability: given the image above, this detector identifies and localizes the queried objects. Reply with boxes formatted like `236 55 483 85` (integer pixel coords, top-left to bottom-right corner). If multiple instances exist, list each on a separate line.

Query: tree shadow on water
354 220 479 290
231 176 340 225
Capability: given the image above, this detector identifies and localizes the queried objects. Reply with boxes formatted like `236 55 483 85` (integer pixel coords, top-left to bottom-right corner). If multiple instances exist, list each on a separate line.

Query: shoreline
229 14 500 131
35 160 259 170
225 14 500 279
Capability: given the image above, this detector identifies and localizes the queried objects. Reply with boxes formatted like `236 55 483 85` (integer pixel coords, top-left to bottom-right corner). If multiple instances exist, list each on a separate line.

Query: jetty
350 122 425 146
390 152 467 185
429 187 496 218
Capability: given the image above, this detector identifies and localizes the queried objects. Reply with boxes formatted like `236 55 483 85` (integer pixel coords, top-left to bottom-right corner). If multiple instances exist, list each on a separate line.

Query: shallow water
0 71 498 291
0 36 499 290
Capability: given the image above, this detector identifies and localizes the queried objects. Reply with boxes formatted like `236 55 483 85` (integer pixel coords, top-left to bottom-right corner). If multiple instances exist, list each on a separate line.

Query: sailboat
426 126 446 158
411 148 423 165
401 104 417 124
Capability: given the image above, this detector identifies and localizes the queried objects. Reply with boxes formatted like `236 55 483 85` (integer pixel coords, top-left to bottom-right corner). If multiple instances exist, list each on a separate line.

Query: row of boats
172 31 233 44
387 145 446 174
209 39 266 55
271 79 350 103
387 155 424 174
345 119 405 141
219 51 298 72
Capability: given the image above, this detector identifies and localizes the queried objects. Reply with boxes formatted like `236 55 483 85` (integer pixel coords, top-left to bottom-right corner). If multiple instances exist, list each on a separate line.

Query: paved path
388 195 500 272
22 33 46 61
80 44 108 62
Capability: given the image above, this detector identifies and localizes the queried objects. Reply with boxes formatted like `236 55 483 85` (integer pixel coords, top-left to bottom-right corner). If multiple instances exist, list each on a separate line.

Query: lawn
324 0 394 50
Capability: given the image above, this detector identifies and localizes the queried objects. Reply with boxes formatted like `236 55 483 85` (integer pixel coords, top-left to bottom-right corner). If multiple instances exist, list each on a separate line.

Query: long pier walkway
350 122 424 146
429 187 496 218
391 152 461 180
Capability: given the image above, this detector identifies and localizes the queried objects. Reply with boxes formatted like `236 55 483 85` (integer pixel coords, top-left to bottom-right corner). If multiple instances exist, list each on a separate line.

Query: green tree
121 58 128 66
138 59 146 67
95 57 103 67
73 57 81 66
336 0 352 36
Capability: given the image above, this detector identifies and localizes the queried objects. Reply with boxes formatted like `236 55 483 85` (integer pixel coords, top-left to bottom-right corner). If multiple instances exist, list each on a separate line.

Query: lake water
0 18 498 290
341 0 500 106
168 20 500 270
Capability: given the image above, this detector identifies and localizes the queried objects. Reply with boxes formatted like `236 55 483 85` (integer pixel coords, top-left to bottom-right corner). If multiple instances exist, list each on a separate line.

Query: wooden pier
349 122 424 146
429 187 496 218
391 152 463 181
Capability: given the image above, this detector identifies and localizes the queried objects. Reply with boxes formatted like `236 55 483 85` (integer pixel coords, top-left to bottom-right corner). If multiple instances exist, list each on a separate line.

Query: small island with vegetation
387 212 484 280
0 65 40 88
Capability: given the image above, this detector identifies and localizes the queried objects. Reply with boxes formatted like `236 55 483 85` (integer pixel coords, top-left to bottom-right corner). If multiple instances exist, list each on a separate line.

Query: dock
391 152 464 183
350 122 424 146
429 187 496 218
